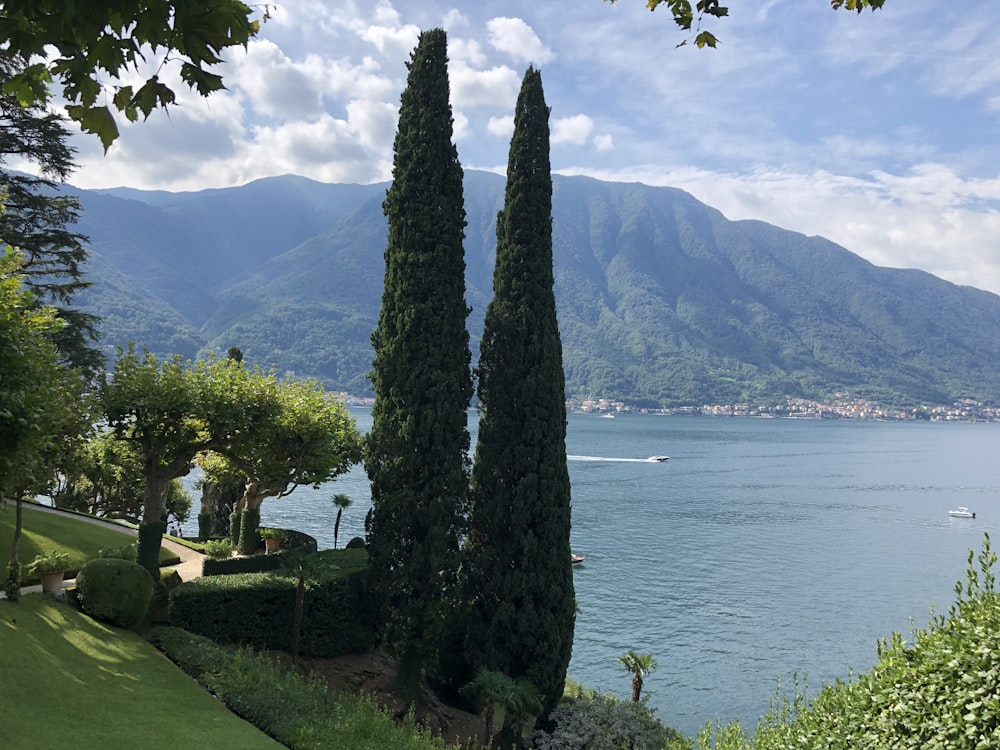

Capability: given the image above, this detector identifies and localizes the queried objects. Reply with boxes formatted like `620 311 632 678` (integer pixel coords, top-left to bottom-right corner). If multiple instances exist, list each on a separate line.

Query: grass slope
0 595 283 750
0 504 179 583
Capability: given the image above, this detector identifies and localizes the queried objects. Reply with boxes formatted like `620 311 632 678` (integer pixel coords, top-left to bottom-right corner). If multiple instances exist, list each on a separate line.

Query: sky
45 1 1000 295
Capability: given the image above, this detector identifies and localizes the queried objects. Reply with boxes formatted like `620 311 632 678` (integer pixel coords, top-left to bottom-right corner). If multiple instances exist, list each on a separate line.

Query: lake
191 410 1000 738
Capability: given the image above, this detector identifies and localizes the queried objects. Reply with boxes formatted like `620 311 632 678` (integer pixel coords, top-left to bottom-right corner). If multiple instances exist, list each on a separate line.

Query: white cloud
449 63 521 108
593 134 614 152
487 115 514 138
486 17 554 64
551 114 594 146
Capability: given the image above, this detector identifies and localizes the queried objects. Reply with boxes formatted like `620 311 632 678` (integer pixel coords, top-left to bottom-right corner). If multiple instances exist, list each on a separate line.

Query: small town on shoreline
338 393 1000 422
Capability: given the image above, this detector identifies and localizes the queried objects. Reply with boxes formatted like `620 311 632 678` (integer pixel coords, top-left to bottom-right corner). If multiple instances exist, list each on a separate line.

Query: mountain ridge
68 170 1000 408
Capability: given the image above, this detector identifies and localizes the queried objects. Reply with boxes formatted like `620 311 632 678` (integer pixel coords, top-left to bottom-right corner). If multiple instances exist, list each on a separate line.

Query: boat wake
568 455 668 463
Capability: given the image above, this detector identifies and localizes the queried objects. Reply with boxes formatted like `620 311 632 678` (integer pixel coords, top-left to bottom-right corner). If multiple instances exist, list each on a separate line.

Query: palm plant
332 493 351 549
618 650 658 703
462 667 541 747
279 550 336 662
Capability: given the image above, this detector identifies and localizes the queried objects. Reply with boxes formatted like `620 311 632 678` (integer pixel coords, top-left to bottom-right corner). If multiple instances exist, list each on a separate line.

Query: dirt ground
275 649 487 748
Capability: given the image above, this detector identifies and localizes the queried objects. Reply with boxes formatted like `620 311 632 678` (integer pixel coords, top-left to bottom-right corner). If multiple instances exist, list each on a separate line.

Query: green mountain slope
69 171 1000 408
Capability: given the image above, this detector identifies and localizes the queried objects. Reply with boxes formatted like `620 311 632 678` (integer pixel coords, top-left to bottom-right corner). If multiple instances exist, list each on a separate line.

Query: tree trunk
136 519 166 578
5 497 24 601
334 508 343 549
291 577 305 661
632 673 643 702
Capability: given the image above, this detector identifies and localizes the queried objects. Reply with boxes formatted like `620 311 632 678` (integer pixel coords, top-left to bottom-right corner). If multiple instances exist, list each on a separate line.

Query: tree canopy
613 0 886 48
0 1 263 150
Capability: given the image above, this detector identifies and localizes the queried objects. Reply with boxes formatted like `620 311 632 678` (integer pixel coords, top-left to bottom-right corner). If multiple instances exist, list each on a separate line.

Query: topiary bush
75 557 154 629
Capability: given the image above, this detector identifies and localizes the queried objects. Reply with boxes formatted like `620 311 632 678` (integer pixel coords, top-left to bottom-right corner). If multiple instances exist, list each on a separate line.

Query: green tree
618 650 658 703
365 27 473 697
0 247 86 600
463 66 575 716
99 347 274 575
204 375 363 554
332 493 352 550
0 1 263 150
611 0 886 49
0 55 100 374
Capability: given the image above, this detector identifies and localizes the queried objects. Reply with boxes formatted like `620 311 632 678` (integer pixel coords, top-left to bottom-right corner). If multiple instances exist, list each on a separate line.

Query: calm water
187 410 1000 738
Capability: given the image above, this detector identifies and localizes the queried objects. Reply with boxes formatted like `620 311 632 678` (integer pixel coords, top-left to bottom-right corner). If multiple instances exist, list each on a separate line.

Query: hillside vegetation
70 172 1000 408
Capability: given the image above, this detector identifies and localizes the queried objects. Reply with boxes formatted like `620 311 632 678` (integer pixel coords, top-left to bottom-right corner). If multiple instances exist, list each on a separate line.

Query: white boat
571 554 586 565
948 507 976 519
601 413 615 419
647 455 669 462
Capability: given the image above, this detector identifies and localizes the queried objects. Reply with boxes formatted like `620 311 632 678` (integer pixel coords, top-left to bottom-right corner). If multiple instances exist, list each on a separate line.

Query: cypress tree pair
464 66 575 716
366 28 473 694
368 32 573 712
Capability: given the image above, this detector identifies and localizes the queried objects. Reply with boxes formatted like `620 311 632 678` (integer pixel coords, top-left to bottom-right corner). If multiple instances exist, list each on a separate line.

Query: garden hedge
172 549 376 657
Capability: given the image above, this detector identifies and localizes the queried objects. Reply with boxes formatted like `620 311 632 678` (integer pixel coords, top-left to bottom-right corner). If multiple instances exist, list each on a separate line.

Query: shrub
26 550 72 575
695 533 1000 750
204 539 232 559
345 536 366 549
532 691 679 750
98 543 136 560
150 626 459 750
75 557 154 628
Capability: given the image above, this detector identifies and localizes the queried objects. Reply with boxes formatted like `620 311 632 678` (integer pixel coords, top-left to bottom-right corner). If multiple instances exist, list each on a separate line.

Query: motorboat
571 554 586 565
948 507 976 519
647 455 670 462
601 413 615 419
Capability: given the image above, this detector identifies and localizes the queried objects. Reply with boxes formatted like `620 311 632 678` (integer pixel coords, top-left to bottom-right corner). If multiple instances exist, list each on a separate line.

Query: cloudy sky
56 1 1000 295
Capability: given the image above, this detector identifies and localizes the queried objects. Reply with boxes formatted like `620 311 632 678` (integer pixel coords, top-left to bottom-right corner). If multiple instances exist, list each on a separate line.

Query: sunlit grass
0 503 179 583
0 595 283 750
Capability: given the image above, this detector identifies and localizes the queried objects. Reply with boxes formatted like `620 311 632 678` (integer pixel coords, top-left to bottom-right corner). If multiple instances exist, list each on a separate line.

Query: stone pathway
2 501 205 598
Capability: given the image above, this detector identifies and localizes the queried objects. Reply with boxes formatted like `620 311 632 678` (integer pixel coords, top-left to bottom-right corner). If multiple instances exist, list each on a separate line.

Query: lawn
0 595 283 750
0 503 179 582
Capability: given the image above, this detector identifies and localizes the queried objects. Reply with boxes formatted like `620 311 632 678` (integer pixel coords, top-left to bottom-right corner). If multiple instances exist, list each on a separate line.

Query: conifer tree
365 28 472 694
464 67 575 716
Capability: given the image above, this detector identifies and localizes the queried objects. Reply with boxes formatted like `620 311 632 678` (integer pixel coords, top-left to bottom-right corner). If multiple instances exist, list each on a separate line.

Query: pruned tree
365 27 473 697
463 66 575 717
205 375 363 554
99 346 276 576
0 1 264 150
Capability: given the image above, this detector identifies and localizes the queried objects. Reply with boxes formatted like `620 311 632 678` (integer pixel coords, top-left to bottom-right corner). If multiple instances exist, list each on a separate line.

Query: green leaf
65 104 119 152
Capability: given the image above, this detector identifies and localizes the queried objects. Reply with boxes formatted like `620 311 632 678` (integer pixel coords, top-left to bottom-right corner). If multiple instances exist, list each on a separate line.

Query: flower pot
264 537 281 554
40 571 65 596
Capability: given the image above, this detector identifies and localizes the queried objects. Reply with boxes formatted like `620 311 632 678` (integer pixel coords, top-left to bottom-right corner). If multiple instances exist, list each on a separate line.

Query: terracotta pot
264 537 281 554
40 571 64 596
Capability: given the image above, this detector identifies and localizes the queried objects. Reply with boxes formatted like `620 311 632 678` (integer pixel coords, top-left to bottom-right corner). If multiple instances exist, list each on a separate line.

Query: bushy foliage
75 557 153 628
151 626 461 750
204 539 233 559
696 534 1000 750
97 543 136 560
532 690 682 750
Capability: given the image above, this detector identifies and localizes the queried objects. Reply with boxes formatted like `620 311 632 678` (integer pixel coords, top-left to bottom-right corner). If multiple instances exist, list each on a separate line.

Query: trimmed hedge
172 549 376 657
75 558 154 628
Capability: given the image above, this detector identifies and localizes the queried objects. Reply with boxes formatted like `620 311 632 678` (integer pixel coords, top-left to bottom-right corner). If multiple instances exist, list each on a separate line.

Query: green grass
0 595 283 750
0 503 179 583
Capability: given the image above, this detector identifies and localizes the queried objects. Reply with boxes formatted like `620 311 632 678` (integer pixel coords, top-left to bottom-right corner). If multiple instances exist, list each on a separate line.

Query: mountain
66 170 1000 408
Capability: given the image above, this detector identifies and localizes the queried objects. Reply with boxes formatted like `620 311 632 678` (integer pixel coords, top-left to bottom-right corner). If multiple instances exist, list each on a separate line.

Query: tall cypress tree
464 67 575 716
365 28 472 694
